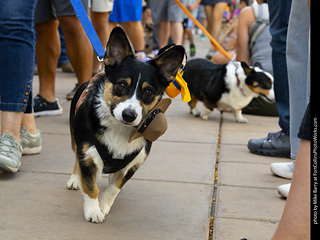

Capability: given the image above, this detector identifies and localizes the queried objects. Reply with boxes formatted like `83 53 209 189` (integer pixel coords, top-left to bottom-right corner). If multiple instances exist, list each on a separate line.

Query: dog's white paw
84 208 105 223
66 174 81 190
201 115 209 120
191 108 201 117
84 196 105 223
100 202 111 217
236 116 248 123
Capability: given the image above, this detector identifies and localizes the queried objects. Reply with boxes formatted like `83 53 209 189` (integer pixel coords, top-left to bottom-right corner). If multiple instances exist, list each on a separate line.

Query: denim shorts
0 0 38 113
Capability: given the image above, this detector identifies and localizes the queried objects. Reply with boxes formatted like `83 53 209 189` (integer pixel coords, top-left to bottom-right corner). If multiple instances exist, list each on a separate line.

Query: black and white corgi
66 27 185 223
183 58 274 122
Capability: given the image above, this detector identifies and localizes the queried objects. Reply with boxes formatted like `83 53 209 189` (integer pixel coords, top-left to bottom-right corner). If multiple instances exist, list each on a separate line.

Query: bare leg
170 21 184 46
204 3 227 50
272 139 310 239
211 3 227 41
35 20 60 102
58 16 93 86
90 11 110 73
158 21 170 49
121 21 145 52
1 112 24 142
21 113 37 135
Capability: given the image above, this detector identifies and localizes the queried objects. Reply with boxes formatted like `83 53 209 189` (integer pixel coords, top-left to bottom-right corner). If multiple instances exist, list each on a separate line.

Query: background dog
66 27 185 223
183 58 274 123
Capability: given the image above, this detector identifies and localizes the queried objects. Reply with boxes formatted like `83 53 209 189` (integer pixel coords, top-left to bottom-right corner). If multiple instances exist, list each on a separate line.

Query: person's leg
272 140 310 239
35 20 60 102
268 0 292 134
170 21 184 46
1 112 24 143
58 16 93 86
121 21 145 52
204 5 214 37
158 21 170 49
211 2 227 41
286 0 310 159
0 0 39 172
90 11 110 73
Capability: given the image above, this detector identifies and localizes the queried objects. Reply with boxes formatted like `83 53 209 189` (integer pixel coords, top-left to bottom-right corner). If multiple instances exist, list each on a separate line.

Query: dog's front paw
100 202 111 217
84 197 105 223
201 114 209 120
85 208 105 223
66 174 81 190
234 110 248 123
191 108 201 117
235 116 248 123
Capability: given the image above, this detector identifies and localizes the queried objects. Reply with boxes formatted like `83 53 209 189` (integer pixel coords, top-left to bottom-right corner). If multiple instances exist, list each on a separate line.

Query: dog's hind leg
99 149 147 217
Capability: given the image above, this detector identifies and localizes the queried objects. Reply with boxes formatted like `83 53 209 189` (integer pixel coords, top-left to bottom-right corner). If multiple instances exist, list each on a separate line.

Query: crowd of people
0 0 311 239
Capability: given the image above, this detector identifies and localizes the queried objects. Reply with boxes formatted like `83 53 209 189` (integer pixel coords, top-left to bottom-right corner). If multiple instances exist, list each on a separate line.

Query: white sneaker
278 183 291 198
270 161 295 179
0 133 23 173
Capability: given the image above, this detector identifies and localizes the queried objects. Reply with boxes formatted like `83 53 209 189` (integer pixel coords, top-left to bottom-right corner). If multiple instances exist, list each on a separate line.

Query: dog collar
236 72 241 87
129 98 172 143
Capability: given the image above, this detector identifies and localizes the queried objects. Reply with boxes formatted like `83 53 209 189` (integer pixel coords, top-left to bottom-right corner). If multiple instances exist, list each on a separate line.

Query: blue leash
69 0 105 61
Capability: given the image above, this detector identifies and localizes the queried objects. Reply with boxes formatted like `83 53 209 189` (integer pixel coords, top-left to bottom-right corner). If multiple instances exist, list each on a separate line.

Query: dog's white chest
217 90 253 111
100 124 146 159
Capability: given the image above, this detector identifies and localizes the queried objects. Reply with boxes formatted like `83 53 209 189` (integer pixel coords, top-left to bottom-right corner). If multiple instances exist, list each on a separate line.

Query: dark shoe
247 130 290 158
34 94 63 116
190 43 196 57
57 62 74 73
66 84 79 100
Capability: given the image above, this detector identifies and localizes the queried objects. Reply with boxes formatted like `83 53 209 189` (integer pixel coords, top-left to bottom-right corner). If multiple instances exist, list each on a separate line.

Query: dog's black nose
122 109 137 123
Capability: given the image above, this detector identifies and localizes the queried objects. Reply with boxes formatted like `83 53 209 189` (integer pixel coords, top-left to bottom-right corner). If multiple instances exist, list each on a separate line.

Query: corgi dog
66 27 185 223
182 58 274 122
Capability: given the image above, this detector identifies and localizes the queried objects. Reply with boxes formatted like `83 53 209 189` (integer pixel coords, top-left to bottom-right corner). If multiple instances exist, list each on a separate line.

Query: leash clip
97 56 104 62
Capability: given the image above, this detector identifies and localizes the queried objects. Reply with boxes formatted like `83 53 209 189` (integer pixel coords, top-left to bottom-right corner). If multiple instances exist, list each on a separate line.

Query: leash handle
70 0 105 61
173 0 232 60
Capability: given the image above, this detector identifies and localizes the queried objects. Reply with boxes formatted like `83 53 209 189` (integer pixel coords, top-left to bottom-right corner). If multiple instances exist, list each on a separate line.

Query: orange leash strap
173 0 232 60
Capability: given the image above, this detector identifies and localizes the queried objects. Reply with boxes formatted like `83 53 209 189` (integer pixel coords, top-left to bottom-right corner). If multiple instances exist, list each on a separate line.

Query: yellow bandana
165 72 191 102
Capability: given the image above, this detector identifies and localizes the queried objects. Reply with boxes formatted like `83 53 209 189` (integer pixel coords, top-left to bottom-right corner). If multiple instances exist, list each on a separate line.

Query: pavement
0 33 292 240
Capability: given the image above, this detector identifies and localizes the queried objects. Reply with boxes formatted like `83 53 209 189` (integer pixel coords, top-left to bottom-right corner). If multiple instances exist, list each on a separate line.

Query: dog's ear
241 62 254 76
104 27 134 66
153 45 185 83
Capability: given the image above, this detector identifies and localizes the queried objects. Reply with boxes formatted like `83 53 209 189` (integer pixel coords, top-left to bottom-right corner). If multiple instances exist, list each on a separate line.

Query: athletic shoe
190 43 196 57
278 183 291 198
34 94 63 116
0 133 23 173
247 130 291 158
20 126 42 155
57 61 74 73
270 161 295 179
66 84 79 100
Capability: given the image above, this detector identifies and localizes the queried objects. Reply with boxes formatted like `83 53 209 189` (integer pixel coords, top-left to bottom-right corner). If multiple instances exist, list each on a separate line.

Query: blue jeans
287 0 310 158
268 0 292 134
0 0 38 113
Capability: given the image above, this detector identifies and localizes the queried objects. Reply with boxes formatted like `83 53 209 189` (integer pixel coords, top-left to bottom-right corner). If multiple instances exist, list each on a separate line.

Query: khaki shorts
150 0 185 25
89 0 113 12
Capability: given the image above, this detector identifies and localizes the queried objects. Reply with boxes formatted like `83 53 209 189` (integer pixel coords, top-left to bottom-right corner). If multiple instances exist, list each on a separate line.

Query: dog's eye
144 88 153 96
117 81 127 91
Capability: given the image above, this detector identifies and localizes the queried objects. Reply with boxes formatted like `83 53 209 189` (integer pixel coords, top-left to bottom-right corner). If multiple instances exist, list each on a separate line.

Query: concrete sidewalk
0 34 291 240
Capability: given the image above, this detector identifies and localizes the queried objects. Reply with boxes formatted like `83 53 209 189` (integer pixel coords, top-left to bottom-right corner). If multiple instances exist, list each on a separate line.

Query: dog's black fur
183 58 274 122
66 27 185 223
